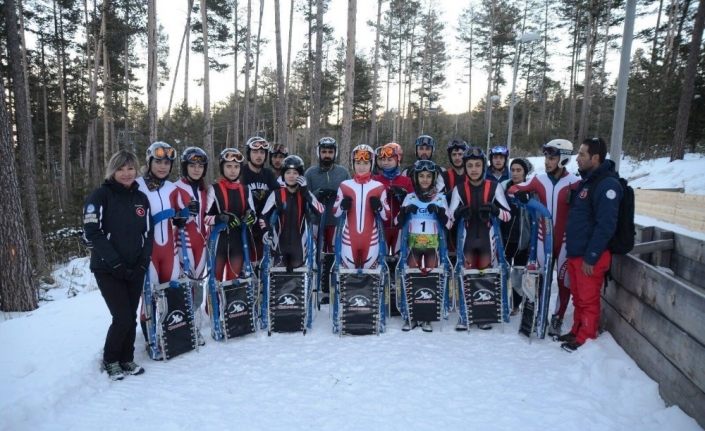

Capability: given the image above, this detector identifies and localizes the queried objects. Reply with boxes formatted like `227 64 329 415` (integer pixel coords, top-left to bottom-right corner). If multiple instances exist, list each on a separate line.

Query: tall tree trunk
183 0 192 145
40 32 51 173
467 14 473 140
274 0 287 147
103 2 114 167
148 0 158 142
233 0 240 148
5 0 49 276
244 0 252 138
251 0 265 135
0 78 37 311
309 0 323 159
54 0 70 205
166 0 193 127
84 0 105 186
200 0 214 180
594 0 612 137
577 6 597 144
567 4 581 140
285 0 294 151
124 0 130 146
539 0 548 140
369 0 382 145
341 0 357 160
671 0 705 160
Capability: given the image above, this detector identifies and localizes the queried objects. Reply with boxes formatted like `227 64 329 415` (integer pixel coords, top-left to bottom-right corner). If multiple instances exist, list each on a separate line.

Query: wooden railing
635 189 705 233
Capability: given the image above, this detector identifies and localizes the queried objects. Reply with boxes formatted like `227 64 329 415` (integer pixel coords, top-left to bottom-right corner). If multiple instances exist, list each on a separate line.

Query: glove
389 186 407 203
242 210 256 226
427 204 439 214
111 263 129 281
172 217 187 228
263 230 275 247
340 196 352 211
515 191 531 204
296 176 307 188
479 203 499 221
369 196 383 213
187 200 200 217
315 189 336 203
129 265 146 283
403 204 419 215
454 205 471 220
218 212 240 229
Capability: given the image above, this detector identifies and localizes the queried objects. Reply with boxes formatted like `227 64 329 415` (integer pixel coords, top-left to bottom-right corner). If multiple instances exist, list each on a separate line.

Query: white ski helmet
351 144 375 168
542 139 573 167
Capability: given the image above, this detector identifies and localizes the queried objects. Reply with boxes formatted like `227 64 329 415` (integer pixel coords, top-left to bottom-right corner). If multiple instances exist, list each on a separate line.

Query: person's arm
136 196 154 270
584 177 622 266
83 187 122 269
492 183 512 222
507 176 539 196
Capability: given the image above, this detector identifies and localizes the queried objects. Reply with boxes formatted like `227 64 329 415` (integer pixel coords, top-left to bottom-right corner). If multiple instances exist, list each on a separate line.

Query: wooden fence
635 189 705 233
601 225 705 428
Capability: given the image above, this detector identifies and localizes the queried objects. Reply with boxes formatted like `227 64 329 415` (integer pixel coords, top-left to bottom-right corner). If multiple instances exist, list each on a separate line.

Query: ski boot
548 314 563 338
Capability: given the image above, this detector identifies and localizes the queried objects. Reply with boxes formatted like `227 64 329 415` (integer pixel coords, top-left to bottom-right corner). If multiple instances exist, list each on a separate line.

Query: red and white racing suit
333 175 390 269
174 179 209 279
507 170 580 319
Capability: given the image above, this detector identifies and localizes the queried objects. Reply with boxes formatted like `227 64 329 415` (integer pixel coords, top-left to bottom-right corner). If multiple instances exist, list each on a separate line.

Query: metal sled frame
330 212 389 335
144 277 198 360
260 208 316 334
206 222 257 341
453 215 511 327
456 268 504 329
396 215 453 329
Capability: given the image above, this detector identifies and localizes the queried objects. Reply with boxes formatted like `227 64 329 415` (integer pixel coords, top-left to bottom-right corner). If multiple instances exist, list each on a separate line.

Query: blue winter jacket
485 165 510 183
566 159 622 265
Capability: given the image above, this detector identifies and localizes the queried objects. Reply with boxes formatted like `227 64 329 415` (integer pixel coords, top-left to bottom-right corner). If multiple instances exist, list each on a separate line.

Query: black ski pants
96 272 143 363
505 242 529 309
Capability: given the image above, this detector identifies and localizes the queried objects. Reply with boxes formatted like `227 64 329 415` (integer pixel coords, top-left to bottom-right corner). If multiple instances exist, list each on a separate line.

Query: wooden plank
603 282 705 394
673 233 705 264
653 230 673 268
635 190 705 233
601 300 705 429
671 254 705 292
631 239 674 255
610 254 705 347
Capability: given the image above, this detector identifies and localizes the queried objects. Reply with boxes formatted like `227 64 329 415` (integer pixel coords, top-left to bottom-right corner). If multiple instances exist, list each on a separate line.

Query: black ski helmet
146 141 176 173
411 159 438 196
462 146 487 176
317 137 338 160
447 139 469 164
281 155 305 177
268 143 289 168
414 134 436 158
180 146 209 178
245 136 270 163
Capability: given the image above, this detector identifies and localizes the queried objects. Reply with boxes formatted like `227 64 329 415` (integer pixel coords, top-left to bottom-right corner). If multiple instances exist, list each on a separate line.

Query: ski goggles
413 160 437 172
378 146 399 159
447 140 468 151
542 144 571 157
353 150 372 162
490 145 509 156
415 136 436 147
269 144 288 156
220 148 244 163
185 153 207 164
247 139 270 151
152 146 177 160
464 147 485 158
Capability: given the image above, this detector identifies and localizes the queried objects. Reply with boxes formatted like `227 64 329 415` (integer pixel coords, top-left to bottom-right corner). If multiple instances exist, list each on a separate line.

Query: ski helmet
462 146 487 176
351 144 375 168
411 159 438 195
510 158 534 177
489 145 509 159
447 139 469 162
268 143 289 168
281 155 305 177
317 137 338 160
245 136 270 162
180 146 209 178
219 147 244 178
146 141 176 172
415 135 436 158
378 142 403 164
542 139 573 167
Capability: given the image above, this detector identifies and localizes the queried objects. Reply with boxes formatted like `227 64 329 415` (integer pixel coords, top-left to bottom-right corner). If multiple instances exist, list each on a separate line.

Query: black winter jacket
83 179 153 273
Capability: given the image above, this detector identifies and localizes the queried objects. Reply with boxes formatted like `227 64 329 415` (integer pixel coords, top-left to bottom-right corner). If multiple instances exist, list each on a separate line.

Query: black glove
515 191 531 204
187 200 200 216
403 204 419 215
242 210 256 226
427 204 439 214
389 186 407 203
111 263 129 281
340 196 352 211
479 203 499 221
369 196 383 213
316 189 336 203
454 205 471 220
218 212 240 229
172 216 187 228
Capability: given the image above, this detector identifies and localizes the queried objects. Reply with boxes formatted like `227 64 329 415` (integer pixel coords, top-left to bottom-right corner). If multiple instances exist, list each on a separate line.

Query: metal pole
507 37 521 154
610 0 636 173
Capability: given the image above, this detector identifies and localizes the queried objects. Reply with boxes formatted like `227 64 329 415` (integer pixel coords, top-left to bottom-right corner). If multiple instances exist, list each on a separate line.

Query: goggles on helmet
415 135 435 147
247 139 270 151
220 148 244 163
185 154 207 164
490 145 509 156
542 144 571 157
378 146 398 159
353 150 372 162
152 146 176 161
464 147 485 158
413 160 437 172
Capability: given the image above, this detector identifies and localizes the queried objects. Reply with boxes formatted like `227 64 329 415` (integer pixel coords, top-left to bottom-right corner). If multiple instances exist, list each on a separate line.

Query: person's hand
172 216 187 229
296 176 307 187
218 212 240 229
427 203 439 214
369 196 383 213
111 263 129 281
479 203 499 220
187 200 200 216
582 261 594 276
340 196 352 211
390 186 407 203
242 210 255 226
258 218 267 229
454 205 471 219
403 204 419 215
130 265 147 282
515 191 531 204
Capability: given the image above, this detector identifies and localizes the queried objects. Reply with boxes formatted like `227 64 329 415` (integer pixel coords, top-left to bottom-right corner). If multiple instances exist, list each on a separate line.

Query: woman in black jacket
83 150 153 381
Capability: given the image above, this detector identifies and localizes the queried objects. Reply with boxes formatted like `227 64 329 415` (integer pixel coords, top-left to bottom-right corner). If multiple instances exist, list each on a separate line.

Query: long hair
104 150 140 181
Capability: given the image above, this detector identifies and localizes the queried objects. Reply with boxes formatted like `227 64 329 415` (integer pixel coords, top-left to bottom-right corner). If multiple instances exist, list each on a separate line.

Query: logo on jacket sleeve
135 205 146 217
606 189 616 199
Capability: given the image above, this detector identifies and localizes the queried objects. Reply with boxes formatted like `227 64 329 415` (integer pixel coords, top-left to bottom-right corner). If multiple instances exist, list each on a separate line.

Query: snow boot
402 321 417 332
477 323 492 330
547 314 563 337
119 361 145 376
561 340 581 353
104 361 125 381
455 318 468 331
555 332 577 343
421 321 433 333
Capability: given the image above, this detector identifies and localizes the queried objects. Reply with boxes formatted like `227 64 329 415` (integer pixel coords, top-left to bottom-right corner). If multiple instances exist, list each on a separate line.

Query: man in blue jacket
561 137 622 352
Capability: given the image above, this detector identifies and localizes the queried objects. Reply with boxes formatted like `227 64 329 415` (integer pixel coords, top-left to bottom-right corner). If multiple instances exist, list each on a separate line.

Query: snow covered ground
2 154 704 431
1 257 701 431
